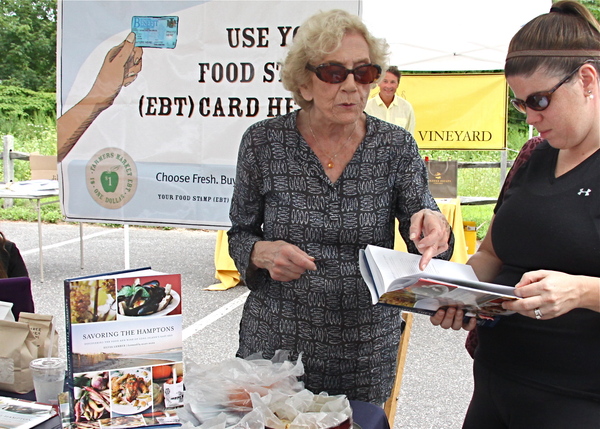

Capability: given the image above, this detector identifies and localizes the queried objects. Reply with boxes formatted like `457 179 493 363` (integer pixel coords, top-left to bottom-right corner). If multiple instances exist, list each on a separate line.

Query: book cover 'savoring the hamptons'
64 268 184 428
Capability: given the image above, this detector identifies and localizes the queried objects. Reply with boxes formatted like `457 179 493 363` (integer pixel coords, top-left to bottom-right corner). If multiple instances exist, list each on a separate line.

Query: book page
419 273 516 296
365 245 478 288
379 279 517 318
363 245 516 296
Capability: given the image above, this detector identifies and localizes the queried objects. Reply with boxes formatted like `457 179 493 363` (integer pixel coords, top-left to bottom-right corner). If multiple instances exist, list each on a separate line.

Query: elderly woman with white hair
228 9 453 404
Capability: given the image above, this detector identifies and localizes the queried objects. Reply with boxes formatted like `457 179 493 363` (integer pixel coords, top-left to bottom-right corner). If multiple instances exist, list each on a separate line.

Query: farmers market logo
86 148 138 209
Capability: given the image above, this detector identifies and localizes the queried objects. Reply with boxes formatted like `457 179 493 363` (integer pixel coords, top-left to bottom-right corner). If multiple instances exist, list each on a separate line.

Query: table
0 388 36 401
460 196 497 206
0 389 388 429
350 400 390 429
210 198 468 290
0 180 83 282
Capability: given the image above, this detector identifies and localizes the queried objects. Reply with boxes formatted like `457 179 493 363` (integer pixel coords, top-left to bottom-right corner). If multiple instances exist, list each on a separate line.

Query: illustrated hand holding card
132 16 179 49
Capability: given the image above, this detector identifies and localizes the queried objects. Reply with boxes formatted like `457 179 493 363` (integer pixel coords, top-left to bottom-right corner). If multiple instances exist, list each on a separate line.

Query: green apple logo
86 148 138 209
101 167 119 193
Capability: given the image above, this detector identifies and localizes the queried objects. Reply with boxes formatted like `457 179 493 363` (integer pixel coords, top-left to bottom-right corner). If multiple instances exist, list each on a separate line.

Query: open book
0 396 60 429
359 245 519 320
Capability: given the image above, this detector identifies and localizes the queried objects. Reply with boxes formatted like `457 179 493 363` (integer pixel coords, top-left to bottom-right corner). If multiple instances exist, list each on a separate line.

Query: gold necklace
308 112 357 169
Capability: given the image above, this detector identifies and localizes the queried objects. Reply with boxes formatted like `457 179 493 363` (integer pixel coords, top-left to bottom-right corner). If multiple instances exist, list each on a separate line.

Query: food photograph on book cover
68 279 118 324
73 371 111 422
72 364 184 423
115 277 181 319
67 275 182 325
109 367 152 415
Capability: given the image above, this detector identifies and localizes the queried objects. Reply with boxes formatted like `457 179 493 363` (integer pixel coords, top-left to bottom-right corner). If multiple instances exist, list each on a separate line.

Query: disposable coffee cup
29 357 66 405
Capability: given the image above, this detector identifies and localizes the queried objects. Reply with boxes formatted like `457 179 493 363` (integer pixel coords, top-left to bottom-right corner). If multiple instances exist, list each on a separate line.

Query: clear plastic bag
178 351 305 428
252 390 352 429
178 351 353 429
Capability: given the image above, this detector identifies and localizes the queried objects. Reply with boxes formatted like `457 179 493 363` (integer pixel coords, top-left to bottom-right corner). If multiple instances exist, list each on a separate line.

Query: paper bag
0 320 38 393
0 314 59 394
18 312 59 359
426 159 458 198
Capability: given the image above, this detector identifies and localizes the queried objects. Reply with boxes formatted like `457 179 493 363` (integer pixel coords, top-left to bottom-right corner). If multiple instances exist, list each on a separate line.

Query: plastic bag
252 390 352 429
178 351 305 428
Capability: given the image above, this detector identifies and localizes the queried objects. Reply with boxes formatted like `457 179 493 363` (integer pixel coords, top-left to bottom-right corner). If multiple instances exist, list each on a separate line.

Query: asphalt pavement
1 220 474 429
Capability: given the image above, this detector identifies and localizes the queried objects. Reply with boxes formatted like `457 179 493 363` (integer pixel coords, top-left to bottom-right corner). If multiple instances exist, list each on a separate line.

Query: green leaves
0 0 57 91
118 285 150 299
73 374 92 388
0 85 55 117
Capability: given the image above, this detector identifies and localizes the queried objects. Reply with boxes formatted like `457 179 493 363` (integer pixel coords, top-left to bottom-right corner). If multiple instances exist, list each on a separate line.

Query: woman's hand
502 270 600 319
409 209 451 270
251 240 317 282
430 307 477 331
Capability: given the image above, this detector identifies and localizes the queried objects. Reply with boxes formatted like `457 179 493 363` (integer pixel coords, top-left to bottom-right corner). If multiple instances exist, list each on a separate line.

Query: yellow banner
373 73 507 150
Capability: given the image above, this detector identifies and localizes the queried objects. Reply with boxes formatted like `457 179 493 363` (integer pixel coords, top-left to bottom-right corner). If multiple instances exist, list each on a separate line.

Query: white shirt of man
365 93 416 134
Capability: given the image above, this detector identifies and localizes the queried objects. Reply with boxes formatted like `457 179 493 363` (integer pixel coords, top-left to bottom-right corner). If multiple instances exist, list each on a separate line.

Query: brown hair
386 66 401 80
281 9 389 110
506 1 600 78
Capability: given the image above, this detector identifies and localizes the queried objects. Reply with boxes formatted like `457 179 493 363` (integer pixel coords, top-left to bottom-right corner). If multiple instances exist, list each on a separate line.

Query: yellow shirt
364 94 416 134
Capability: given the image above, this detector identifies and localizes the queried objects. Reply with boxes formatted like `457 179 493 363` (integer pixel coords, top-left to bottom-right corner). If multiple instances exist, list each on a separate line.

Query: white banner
58 0 359 228
362 0 551 71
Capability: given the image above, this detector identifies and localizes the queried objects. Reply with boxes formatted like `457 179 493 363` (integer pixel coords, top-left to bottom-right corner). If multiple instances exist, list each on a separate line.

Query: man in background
365 66 415 134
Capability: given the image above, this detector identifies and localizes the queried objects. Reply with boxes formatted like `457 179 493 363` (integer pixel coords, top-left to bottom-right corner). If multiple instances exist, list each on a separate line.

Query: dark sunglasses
305 63 382 84
510 63 586 114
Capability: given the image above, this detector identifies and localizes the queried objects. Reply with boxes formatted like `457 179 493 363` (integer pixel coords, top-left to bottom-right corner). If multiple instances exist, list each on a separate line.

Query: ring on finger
534 308 543 320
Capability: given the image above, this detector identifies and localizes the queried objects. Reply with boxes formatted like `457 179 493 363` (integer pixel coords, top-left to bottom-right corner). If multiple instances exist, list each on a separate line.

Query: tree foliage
0 85 55 118
579 0 600 22
0 0 57 92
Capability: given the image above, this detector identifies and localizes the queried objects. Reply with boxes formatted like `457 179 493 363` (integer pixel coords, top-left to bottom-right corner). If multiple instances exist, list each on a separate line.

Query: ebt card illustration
132 16 179 49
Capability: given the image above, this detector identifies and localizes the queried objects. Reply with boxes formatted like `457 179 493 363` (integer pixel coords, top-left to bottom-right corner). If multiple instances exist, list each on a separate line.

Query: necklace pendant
327 161 334 169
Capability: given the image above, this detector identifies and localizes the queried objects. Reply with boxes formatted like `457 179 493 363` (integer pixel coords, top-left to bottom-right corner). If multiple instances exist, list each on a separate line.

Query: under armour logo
578 188 592 196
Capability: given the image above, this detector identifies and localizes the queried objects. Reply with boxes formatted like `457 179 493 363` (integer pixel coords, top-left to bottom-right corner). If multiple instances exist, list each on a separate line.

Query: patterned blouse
228 110 453 404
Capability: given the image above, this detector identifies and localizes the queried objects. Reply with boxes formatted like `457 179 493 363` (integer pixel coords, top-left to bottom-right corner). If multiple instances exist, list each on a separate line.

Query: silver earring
587 90 594 99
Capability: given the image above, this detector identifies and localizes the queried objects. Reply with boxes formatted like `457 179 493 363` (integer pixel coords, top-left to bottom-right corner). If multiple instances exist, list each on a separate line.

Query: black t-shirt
475 141 600 401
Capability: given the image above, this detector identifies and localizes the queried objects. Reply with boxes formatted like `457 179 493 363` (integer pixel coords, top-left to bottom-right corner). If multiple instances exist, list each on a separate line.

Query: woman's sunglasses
305 63 382 84
510 63 585 114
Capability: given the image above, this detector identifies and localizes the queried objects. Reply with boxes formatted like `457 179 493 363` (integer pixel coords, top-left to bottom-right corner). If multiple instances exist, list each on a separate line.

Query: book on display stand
63 267 184 429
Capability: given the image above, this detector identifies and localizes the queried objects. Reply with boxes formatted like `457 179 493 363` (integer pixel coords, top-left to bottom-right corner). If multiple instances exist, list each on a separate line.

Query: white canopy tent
361 0 551 71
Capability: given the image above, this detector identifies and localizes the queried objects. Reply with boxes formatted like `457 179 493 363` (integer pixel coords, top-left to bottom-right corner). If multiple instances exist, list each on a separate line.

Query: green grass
457 168 497 240
461 205 494 240
1 114 530 239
